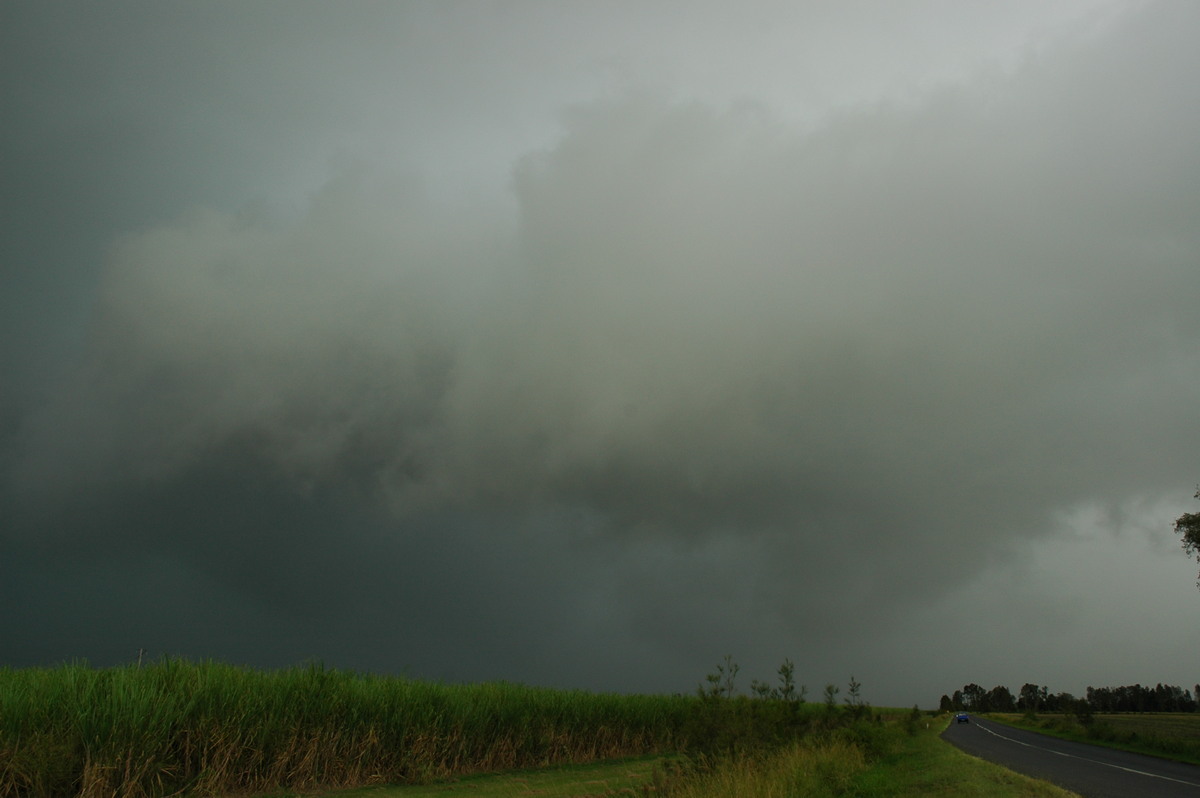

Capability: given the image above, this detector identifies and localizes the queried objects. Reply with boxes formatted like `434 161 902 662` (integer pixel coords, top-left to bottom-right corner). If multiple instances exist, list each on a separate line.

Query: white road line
973 719 1200 790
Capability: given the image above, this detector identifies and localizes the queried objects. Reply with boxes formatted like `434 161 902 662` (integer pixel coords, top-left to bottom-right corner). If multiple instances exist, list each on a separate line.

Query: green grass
990 712 1200 766
298 755 680 798
1097 713 1200 744
846 716 1079 797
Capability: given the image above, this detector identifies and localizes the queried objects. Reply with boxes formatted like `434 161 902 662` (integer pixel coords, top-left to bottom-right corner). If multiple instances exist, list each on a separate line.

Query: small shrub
904 704 922 736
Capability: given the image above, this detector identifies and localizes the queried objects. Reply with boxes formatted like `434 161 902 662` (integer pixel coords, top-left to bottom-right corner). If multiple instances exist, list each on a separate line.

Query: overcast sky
3 0 1198 708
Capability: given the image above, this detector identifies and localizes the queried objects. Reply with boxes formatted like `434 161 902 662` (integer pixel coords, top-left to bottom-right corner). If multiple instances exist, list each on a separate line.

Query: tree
1174 487 1200 586
1073 696 1094 726
1053 692 1076 714
1018 683 1041 714
699 655 739 699
844 675 868 719
987 685 1016 713
776 657 805 703
750 678 773 699
962 683 987 712
823 683 840 714
751 658 806 702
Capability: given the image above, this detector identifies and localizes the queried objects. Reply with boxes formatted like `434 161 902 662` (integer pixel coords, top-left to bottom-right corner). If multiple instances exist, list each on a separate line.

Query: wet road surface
942 716 1200 797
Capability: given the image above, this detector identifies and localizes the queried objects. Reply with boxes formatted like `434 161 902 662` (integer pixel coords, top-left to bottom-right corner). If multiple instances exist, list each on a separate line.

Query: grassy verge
665 714 1078 797
845 717 1079 797
988 713 1200 766
295 754 682 798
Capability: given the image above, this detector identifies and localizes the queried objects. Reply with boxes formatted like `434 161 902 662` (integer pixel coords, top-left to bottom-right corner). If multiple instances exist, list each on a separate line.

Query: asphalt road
942 716 1200 797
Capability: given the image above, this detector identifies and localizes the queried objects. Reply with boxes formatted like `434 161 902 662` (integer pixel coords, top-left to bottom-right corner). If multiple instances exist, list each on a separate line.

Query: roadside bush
829 718 902 761
681 694 813 758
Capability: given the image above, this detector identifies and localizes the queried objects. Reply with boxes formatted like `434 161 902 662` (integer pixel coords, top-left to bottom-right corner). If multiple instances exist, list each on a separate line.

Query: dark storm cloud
3 1 1199 703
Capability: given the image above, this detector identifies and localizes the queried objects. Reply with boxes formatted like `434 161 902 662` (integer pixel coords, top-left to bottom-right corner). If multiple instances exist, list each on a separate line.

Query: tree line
939 682 1200 714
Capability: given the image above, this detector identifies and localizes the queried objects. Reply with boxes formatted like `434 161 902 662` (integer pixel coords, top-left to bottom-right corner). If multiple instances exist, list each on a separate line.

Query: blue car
955 713 970 723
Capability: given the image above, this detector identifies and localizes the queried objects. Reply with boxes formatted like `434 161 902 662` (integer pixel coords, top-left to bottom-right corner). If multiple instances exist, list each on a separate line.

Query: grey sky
2 0 1198 707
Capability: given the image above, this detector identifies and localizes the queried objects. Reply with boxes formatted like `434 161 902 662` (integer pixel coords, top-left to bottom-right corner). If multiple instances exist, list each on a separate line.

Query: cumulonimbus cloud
10 1 1199 633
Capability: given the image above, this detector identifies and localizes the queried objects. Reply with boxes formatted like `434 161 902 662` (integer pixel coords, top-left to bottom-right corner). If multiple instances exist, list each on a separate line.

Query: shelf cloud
3 0 1198 705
